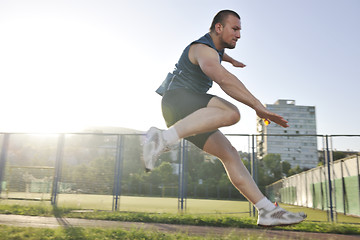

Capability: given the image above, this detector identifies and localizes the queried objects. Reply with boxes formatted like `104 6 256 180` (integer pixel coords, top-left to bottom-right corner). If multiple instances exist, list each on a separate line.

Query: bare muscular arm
189 44 289 128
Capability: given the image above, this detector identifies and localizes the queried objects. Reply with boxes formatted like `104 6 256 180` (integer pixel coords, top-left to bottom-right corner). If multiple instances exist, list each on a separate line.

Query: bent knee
231 109 241 124
224 108 241 126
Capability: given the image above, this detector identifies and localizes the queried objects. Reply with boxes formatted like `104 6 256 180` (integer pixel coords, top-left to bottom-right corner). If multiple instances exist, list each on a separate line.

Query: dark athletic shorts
161 88 218 149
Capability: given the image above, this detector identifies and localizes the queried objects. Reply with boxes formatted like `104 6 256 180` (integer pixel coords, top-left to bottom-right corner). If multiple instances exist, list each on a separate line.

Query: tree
287 165 303 177
186 143 207 184
281 161 291 177
333 151 347 160
263 154 282 181
122 135 143 177
157 162 177 184
256 154 295 192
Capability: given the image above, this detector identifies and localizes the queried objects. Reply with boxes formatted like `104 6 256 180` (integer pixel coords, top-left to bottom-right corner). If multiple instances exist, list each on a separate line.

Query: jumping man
143 10 306 227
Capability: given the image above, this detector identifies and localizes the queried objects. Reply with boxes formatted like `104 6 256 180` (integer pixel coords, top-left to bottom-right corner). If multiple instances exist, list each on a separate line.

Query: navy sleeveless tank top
156 33 224 95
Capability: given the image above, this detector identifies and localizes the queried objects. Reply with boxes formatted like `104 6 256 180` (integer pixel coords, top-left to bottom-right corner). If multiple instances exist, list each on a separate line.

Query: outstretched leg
202 131 307 226
202 130 264 204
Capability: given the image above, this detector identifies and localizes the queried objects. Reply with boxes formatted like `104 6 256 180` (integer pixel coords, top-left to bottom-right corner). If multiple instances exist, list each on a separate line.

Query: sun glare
0 116 87 134
0 10 128 134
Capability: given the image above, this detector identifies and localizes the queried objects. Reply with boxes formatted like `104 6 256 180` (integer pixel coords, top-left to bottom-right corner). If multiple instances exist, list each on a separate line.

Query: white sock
255 197 276 212
162 126 180 145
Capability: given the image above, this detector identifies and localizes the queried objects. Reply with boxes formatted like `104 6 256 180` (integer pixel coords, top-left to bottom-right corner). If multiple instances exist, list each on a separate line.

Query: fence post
329 136 338 222
248 136 252 217
356 154 360 216
305 171 308 207
178 139 187 212
178 140 183 207
113 135 124 211
250 134 257 217
325 135 334 222
51 134 65 206
0 134 10 196
340 160 347 215
178 141 182 210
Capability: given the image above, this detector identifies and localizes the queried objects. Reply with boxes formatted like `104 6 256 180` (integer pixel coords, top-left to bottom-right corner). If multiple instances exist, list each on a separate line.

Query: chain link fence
0 132 359 222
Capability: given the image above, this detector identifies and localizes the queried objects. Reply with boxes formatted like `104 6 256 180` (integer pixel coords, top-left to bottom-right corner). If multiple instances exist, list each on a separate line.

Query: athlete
143 10 306 227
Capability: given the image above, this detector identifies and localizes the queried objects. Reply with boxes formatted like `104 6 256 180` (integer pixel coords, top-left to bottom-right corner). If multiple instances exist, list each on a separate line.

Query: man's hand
222 53 246 68
231 60 246 68
256 109 289 128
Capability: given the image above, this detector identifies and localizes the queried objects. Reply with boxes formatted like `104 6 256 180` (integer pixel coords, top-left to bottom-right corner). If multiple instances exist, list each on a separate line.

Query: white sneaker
257 206 307 227
143 127 167 172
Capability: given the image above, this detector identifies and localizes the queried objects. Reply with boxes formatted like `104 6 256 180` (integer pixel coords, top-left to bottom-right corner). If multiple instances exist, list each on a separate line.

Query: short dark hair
210 10 240 32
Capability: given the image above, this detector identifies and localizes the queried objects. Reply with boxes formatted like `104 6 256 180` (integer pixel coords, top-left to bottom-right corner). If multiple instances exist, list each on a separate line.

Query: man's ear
215 22 223 34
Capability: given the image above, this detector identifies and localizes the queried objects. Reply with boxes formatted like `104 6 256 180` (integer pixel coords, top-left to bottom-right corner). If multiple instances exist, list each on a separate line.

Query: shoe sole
143 143 157 172
258 218 306 227
142 144 153 172
142 127 159 172
141 150 150 172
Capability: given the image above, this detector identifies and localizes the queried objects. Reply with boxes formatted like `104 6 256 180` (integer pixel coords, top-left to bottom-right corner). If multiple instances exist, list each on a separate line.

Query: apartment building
257 99 318 169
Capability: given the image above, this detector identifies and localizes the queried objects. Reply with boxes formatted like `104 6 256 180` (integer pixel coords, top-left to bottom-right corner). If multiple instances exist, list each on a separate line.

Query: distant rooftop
274 99 296 105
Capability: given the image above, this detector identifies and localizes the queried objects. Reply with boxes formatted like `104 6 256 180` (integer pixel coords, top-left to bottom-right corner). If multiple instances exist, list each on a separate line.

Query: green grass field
1 193 359 224
1 195 360 239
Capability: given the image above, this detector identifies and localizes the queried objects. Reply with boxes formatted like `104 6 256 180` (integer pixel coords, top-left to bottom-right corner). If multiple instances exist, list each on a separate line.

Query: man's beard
220 36 236 49
223 42 236 49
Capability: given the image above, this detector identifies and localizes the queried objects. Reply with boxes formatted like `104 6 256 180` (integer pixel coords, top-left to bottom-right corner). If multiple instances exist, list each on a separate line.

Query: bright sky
0 0 359 150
